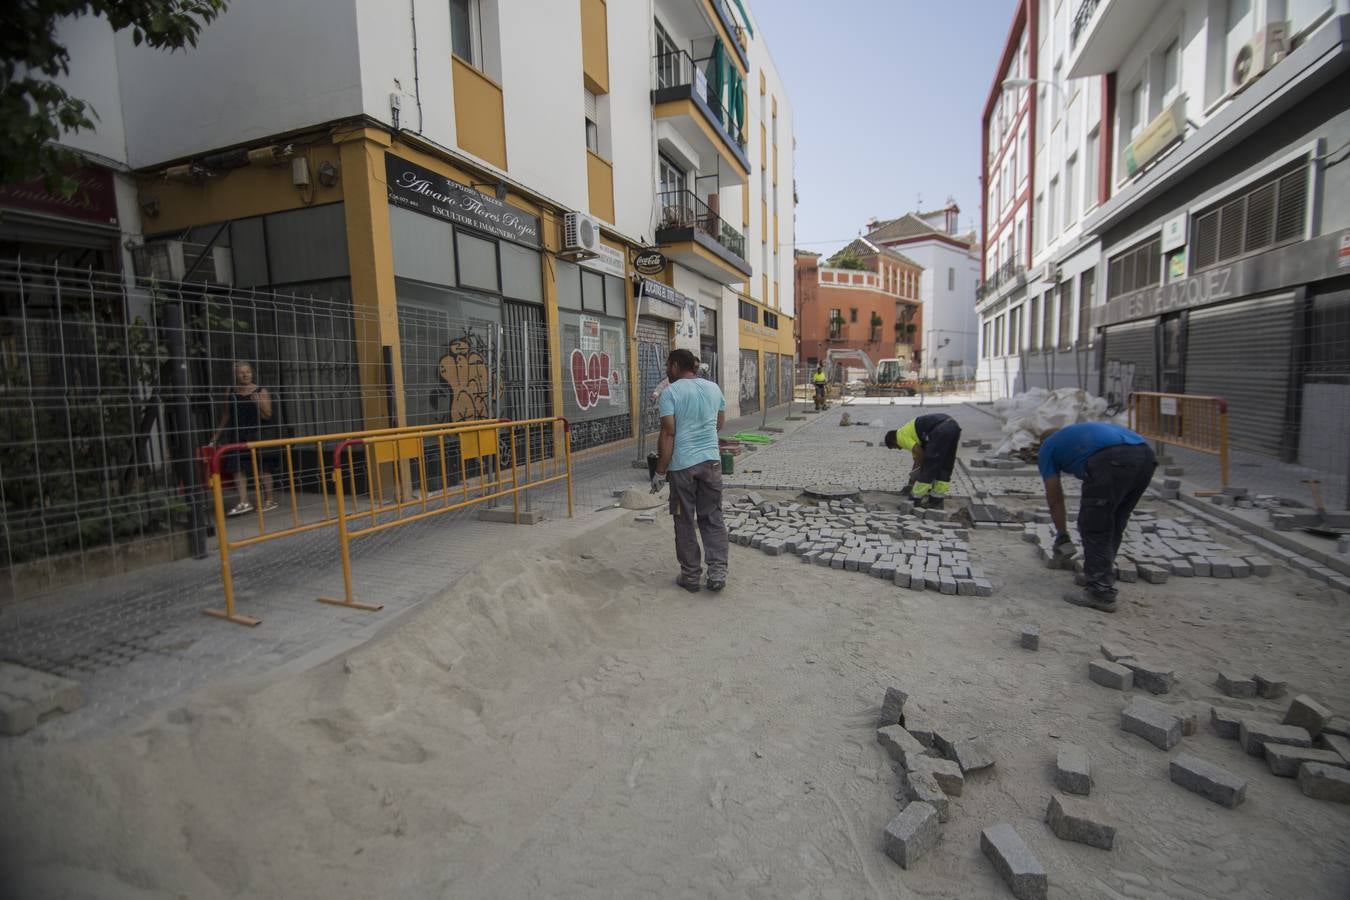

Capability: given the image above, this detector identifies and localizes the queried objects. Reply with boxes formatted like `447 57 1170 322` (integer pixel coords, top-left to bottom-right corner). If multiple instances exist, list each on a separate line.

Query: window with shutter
1188 162 1309 272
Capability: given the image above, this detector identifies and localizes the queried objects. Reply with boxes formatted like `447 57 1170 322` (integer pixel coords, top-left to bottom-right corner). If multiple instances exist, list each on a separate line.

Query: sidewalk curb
1174 493 1350 588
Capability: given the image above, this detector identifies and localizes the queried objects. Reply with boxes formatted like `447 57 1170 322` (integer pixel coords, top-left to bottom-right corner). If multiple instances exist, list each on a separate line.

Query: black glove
1052 532 1077 559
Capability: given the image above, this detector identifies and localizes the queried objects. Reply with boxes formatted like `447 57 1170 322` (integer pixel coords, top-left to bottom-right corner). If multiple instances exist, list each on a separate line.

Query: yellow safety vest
896 419 920 451
812 371 827 384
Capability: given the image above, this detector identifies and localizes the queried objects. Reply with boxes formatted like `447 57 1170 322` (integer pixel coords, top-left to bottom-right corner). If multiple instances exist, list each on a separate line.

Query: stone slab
951 738 995 774
1265 743 1347 778
1045 793 1115 850
1088 660 1133 691
1283 694 1331 738
1121 697 1183 750
1216 671 1258 698
1316 732 1350 765
0 662 84 735
1020 625 1040 651
878 686 908 729
904 770 950 822
1298 762 1350 803
1210 706 1245 740
1255 674 1287 699
1054 744 1092 795
1170 753 1247 808
1239 720 1311 756
1122 660 1175 695
911 755 965 796
1325 717 1350 739
980 824 1048 900
883 801 942 869
877 725 929 769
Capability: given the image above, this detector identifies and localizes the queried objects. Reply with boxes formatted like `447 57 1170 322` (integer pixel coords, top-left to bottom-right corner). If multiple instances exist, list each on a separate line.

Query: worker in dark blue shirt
1039 422 1156 613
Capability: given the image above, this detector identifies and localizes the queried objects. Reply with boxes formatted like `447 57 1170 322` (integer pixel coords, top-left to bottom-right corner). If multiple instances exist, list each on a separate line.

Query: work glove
1052 532 1077 560
650 473 665 494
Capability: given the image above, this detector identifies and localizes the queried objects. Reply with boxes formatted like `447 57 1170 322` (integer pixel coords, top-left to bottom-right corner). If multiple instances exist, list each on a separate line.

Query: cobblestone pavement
0 405 794 739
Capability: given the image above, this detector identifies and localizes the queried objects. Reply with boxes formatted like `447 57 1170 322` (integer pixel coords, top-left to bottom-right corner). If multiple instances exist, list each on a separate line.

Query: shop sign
0 165 118 226
633 249 667 275
1123 96 1186 178
580 243 625 277
636 277 687 309
1100 261 1244 326
385 154 540 246
1161 211 1188 252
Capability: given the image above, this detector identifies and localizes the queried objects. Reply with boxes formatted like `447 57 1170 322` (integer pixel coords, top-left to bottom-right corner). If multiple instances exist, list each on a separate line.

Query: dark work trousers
1078 443 1157 600
916 418 961 490
668 459 729 581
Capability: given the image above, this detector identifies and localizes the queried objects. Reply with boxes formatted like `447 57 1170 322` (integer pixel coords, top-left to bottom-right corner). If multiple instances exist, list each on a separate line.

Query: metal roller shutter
636 318 670 436
1184 295 1296 455
1100 319 1156 409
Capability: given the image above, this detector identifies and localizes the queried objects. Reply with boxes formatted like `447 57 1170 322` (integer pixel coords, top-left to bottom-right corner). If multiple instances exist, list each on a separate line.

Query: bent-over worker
1039 421 1156 613
884 413 961 509
811 363 828 410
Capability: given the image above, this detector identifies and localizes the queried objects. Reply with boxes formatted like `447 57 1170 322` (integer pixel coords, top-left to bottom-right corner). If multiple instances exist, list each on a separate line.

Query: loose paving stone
1099 642 1134 662
903 770 950 821
1045 794 1115 850
1216 671 1258 698
905 711 940 751
1121 697 1184 750
1020 625 1040 651
1265 744 1348 777
1238 720 1312 756
877 725 930 769
980 824 1048 900
883 801 942 869
1088 660 1133 691
1054 744 1092 795
950 738 995 774
1255 674 1287 699
1316 732 1350 764
1283 694 1331 737
878 686 908 728
1170 753 1247 808
910 755 965 796
1325 716 1350 739
1298 762 1350 802
0 662 85 735
1211 706 1245 739
1122 660 1175 695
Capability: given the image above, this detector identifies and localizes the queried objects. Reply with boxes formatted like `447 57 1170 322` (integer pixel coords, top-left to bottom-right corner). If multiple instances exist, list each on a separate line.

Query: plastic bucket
720 451 734 475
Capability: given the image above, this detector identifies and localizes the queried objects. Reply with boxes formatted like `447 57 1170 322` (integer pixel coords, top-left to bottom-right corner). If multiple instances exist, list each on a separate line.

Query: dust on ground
2 494 1348 899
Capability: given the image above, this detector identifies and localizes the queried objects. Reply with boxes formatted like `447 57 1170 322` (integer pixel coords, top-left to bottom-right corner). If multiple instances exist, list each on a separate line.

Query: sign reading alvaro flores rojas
385 154 540 247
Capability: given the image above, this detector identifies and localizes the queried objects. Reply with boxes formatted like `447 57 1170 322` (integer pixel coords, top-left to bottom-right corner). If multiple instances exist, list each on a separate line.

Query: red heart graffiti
569 349 614 410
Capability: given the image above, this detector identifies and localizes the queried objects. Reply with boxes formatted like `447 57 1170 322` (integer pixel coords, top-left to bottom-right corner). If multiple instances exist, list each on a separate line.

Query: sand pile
619 486 665 510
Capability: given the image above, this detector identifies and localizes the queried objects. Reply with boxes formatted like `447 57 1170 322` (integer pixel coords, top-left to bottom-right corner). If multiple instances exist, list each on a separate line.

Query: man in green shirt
811 363 828 410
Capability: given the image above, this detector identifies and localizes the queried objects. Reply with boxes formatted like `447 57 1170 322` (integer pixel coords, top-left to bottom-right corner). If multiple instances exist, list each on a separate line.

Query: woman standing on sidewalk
209 361 278 517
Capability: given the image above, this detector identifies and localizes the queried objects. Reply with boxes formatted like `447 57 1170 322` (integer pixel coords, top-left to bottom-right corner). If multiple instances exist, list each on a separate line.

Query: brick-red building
794 240 923 370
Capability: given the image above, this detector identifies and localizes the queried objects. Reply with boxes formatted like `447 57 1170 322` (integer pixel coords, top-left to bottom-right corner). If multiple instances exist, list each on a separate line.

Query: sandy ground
2 492 1349 899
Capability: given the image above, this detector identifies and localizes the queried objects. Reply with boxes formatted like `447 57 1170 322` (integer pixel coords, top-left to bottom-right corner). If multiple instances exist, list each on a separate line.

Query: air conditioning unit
560 211 601 260
1232 22 1289 92
134 240 234 286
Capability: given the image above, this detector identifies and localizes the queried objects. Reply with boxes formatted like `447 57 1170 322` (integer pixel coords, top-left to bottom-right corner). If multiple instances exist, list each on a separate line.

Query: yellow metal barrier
202 416 573 626
1128 391 1229 490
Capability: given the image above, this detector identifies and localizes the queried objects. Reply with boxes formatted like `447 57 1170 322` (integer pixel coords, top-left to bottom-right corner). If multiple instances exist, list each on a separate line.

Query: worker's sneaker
675 575 702 593
705 577 725 592
1062 589 1118 613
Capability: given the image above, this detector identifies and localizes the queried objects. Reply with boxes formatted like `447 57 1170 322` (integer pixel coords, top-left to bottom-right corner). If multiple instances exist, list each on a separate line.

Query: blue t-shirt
1038 422 1146 480
659 376 726 471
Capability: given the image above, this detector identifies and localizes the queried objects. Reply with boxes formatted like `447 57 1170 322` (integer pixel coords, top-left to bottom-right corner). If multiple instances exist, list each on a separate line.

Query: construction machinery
823 349 919 396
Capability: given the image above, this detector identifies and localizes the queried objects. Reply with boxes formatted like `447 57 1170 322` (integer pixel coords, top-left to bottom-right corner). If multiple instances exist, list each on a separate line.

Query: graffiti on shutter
739 349 760 413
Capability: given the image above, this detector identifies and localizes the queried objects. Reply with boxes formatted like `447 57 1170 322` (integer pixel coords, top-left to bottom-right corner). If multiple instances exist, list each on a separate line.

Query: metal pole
165 301 208 558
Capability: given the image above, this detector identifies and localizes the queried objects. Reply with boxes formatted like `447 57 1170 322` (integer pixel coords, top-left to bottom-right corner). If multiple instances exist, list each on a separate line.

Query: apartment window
1028 295 1040 351
1161 38 1181 106
1036 86 1048 147
1017 127 1029 183
658 154 686 197
1057 281 1073 350
849 307 858 323
1128 81 1145 137
1083 128 1099 214
764 311 779 330
1077 267 1095 346
584 89 599 153
1106 235 1162 301
994 315 1004 356
982 321 992 359
1065 154 1078 226
828 307 842 338
450 0 482 67
1190 163 1309 271
1052 59 1063 123
947 268 955 291
1033 193 1044 253
654 20 679 89
1047 177 1059 239
739 299 759 323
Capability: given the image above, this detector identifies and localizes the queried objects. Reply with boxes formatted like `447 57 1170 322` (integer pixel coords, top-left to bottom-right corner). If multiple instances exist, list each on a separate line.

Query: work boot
1062 589 1118 613
706 577 725 592
918 495 945 510
675 575 702 593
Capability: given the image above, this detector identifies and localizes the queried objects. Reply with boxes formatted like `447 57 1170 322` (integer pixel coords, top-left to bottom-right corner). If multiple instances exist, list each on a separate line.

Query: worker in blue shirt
1039 421 1156 613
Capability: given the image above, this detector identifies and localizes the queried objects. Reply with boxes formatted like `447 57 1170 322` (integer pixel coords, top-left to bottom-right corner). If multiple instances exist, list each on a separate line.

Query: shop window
1190 163 1309 272
555 259 582 310
603 274 625 318
581 269 605 312
500 242 542 303
456 231 499 292
390 206 455 287
1078 268 1095 346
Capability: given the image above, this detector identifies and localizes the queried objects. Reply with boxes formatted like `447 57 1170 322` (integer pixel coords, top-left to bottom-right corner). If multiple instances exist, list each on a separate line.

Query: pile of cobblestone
1024 515 1273 584
725 494 995 596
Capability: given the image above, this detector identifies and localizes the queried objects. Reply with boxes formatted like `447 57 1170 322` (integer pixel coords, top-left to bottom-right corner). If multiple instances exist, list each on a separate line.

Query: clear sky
752 0 1017 254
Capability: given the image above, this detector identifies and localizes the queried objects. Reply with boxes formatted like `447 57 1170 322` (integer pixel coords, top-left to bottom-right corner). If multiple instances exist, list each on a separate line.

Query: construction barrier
1128 391 1229 490
204 416 572 626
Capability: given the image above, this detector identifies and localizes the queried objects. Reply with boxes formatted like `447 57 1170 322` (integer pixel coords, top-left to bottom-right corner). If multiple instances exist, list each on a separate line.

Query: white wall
115 0 363 167
895 240 980 376
607 0 660 240
354 0 455 149
54 15 128 164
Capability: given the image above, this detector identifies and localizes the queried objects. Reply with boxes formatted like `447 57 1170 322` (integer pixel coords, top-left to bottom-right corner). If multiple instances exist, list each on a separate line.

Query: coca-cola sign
633 249 667 275
385 154 539 246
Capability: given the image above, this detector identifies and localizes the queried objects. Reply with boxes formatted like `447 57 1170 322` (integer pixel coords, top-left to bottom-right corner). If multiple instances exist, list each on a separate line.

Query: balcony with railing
651 49 751 182
1067 0 1166 78
975 259 1027 302
656 189 752 283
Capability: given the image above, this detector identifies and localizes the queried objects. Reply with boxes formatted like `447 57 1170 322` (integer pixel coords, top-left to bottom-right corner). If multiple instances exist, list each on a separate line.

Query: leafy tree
830 249 867 271
1 0 228 194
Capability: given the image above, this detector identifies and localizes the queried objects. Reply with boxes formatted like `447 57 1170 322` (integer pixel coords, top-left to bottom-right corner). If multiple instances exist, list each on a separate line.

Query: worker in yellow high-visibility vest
811 363 828 410
884 413 961 509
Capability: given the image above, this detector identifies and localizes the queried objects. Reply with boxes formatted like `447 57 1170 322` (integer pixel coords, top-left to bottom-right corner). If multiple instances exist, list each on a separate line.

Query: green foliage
1 1 228 194
830 250 867 271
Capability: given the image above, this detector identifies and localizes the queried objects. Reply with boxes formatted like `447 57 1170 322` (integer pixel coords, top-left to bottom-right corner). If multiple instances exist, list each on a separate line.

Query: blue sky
752 0 1017 253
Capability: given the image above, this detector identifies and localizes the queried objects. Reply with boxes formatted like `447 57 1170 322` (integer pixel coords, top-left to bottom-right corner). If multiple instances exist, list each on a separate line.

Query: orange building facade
794 242 924 370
